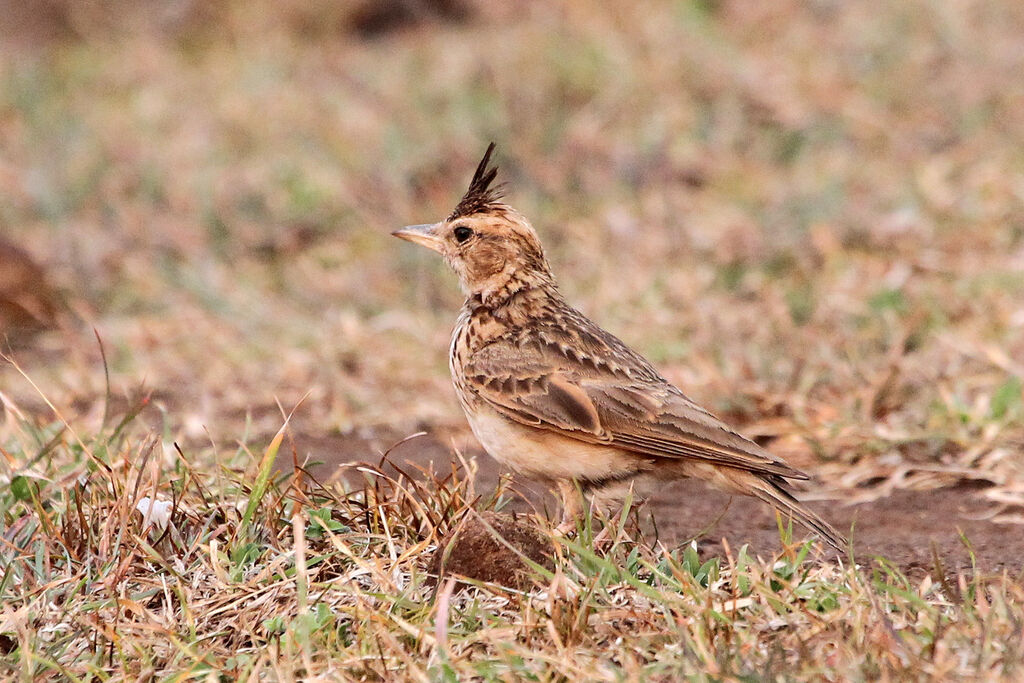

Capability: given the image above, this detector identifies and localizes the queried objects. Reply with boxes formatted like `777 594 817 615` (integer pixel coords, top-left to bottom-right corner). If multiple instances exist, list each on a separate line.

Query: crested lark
394 144 846 551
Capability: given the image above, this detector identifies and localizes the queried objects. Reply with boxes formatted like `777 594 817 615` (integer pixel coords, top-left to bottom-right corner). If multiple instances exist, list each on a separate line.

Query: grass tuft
1 391 1022 679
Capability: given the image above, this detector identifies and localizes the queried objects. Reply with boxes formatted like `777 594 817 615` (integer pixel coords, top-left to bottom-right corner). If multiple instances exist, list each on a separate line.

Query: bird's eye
453 226 474 243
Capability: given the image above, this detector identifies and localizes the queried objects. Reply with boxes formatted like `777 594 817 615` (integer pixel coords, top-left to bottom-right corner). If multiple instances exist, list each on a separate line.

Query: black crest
448 142 505 221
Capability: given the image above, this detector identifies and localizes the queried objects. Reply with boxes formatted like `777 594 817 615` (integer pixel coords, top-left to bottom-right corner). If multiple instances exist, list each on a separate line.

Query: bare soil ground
277 429 1024 577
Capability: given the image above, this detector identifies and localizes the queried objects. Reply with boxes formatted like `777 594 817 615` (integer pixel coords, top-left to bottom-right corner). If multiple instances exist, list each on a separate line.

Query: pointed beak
391 223 445 254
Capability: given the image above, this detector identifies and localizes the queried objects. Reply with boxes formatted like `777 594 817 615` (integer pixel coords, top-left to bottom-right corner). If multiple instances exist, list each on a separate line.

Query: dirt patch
645 480 1022 576
276 429 1024 578
273 428 463 486
429 511 555 590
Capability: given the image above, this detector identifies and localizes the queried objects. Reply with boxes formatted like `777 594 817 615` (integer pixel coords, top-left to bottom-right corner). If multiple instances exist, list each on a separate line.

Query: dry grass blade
0 394 1021 679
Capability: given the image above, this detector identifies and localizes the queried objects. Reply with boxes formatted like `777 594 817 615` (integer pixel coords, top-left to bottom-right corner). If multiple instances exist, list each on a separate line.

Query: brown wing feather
463 334 808 481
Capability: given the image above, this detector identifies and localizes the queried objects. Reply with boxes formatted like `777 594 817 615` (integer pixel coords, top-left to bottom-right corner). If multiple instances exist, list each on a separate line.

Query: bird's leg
591 518 614 550
588 497 626 551
554 479 583 536
590 483 640 551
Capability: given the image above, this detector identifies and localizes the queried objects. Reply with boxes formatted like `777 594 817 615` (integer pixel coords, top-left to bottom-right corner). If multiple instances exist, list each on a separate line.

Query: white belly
466 406 641 482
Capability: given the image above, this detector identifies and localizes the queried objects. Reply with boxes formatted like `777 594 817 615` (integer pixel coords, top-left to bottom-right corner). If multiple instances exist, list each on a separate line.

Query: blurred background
1 0 1023 514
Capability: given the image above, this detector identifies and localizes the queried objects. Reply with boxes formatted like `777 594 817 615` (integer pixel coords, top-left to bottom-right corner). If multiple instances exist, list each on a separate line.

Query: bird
393 143 847 551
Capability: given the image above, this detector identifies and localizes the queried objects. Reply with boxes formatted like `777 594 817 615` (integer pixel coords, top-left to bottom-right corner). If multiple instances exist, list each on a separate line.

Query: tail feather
747 476 848 553
669 461 848 552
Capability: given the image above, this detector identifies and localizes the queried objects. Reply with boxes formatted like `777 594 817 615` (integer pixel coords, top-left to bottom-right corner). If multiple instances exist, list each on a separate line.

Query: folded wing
463 336 807 481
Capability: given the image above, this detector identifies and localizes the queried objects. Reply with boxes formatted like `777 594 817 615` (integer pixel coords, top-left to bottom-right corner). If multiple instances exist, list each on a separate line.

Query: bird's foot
591 524 614 551
554 479 583 537
554 518 577 537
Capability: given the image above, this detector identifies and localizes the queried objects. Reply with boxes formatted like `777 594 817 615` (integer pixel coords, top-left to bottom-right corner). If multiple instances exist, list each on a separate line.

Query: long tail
684 462 848 552
744 474 848 552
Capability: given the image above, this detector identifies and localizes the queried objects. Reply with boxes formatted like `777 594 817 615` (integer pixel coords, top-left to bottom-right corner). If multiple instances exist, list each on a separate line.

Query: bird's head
393 143 554 303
